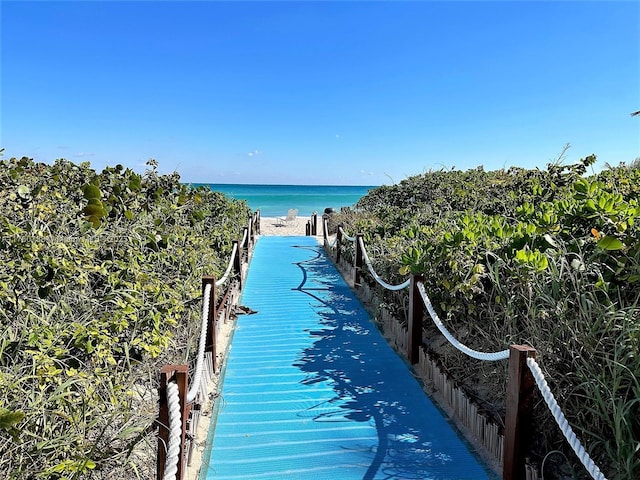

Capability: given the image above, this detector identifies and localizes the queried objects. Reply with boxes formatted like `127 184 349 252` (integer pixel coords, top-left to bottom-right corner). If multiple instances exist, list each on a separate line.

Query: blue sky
2 1 639 185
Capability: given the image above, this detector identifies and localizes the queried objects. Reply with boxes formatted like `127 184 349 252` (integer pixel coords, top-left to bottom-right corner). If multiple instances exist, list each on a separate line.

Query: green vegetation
0 155 250 479
2 149 637 479
330 155 640 479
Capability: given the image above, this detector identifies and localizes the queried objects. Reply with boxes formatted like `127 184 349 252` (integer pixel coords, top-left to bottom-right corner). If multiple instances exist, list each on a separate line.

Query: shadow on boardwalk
291 244 492 480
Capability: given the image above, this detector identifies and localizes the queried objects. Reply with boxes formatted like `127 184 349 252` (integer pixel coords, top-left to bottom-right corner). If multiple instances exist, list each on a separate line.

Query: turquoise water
191 184 376 217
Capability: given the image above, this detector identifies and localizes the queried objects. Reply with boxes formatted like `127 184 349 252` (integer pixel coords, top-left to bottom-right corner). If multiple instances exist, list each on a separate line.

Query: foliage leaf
597 236 624 251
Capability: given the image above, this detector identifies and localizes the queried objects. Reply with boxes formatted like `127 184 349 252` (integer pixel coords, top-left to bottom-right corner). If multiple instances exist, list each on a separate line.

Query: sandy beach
259 215 320 237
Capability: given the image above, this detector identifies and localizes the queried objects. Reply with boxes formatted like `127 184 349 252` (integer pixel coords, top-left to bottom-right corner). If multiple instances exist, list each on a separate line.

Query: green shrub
0 156 250 479
333 156 640 479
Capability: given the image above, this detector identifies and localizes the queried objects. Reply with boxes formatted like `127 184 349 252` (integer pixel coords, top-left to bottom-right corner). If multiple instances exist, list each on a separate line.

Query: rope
416 281 510 361
215 242 238 287
357 236 410 291
187 241 237 404
338 226 356 242
323 218 337 248
526 357 607 480
346 232 604 478
240 227 248 249
159 222 247 476
186 282 212 403
163 381 182 480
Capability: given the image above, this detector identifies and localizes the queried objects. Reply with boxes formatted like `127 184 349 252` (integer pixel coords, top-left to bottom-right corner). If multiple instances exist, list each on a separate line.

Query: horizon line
183 182 383 187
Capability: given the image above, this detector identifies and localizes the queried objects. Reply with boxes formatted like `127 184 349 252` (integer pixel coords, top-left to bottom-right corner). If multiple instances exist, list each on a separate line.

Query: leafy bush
0 156 250 479
333 156 640 479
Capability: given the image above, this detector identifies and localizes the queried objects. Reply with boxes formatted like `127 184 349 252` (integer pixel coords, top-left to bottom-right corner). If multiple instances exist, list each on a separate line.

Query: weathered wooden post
407 274 424 364
233 239 242 290
242 227 249 253
336 225 343 264
306 221 311 236
354 233 364 286
202 276 217 369
311 212 318 235
503 345 537 480
322 216 328 245
256 210 261 235
158 365 189 480
248 217 255 246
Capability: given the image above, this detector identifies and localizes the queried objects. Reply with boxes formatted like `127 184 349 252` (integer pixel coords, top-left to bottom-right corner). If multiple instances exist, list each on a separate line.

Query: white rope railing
186 282 212 403
417 281 510 361
324 227 608 478
187 241 239 404
323 219 337 248
240 227 248 249
527 357 607 480
163 381 182 480
158 214 611 480
321 218 338 248
357 236 410 291
215 242 238 287
415 275 606 477
159 215 257 479
338 226 356 242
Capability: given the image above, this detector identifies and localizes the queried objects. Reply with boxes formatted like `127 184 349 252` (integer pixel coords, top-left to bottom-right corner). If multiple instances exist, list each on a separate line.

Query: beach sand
259 215 321 237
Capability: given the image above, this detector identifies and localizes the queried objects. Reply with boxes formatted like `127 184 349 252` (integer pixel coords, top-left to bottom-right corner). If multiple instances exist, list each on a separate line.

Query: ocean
191 184 376 218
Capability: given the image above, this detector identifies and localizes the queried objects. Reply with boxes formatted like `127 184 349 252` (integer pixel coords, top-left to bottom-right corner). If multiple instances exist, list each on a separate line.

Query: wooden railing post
202 276 217 369
248 217 255 246
503 345 537 480
354 233 364 286
242 227 249 253
311 212 318 235
256 210 261 235
407 274 424 364
322 216 328 245
158 365 189 480
336 225 343 264
233 239 242 290
306 221 311 236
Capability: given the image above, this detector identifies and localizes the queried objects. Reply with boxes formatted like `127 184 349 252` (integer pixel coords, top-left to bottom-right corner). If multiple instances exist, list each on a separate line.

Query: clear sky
1 1 639 186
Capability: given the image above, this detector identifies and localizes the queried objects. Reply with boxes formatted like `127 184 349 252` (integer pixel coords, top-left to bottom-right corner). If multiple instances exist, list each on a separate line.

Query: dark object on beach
322 207 335 221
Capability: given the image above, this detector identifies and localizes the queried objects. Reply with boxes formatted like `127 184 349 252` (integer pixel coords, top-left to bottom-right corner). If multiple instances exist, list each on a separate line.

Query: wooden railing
156 211 259 480
321 219 607 480
305 212 319 236
158 213 605 480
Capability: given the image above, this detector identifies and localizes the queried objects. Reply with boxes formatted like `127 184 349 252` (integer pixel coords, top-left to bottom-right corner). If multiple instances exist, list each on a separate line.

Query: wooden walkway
200 236 494 479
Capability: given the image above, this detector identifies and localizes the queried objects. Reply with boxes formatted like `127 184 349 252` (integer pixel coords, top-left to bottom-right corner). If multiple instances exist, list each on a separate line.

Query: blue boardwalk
201 236 493 479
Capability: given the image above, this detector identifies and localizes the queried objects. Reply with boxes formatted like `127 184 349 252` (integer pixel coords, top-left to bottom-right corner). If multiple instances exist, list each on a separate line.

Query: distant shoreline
188 183 376 217
186 182 381 188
